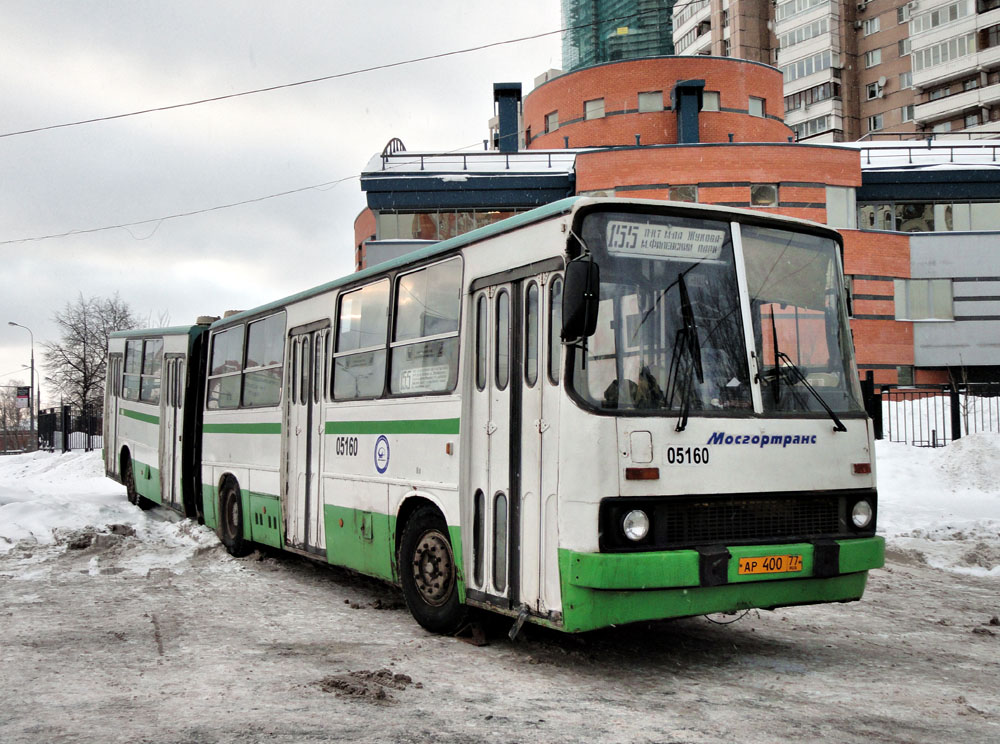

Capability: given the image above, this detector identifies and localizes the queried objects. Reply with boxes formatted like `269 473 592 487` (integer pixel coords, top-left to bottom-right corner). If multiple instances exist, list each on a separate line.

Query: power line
0 7 672 139
0 31 564 139
0 2 684 245
0 137 492 246
0 176 359 246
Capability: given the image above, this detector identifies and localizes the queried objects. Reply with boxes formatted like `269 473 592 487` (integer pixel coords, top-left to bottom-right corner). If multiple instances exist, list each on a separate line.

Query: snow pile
0 451 220 572
1 437 999 576
876 433 1000 577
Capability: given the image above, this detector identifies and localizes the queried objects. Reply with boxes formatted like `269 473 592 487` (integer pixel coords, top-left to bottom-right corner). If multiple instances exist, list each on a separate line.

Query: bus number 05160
666 446 709 465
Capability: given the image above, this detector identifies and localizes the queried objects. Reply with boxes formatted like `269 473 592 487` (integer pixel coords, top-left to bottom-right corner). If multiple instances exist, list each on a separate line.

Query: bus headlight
622 510 650 541
851 500 873 529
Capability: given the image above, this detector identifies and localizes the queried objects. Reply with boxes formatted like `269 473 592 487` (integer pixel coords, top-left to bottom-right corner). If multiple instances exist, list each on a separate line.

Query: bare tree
43 293 139 413
0 379 30 451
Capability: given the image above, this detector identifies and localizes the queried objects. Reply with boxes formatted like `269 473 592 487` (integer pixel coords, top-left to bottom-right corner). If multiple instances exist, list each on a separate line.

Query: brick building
674 0 1000 141
356 56 1000 385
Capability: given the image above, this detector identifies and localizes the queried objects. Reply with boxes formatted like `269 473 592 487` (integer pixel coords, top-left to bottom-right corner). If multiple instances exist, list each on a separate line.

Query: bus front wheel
398 506 467 635
218 476 252 557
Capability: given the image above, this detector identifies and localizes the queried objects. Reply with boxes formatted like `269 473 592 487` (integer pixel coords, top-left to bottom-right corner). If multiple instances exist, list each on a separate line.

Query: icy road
1 445 998 744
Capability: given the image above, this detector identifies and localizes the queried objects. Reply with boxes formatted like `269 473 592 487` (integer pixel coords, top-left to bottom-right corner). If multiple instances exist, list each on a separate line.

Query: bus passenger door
468 284 514 608
517 276 558 615
469 271 560 617
160 356 183 511
284 329 326 553
105 353 123 476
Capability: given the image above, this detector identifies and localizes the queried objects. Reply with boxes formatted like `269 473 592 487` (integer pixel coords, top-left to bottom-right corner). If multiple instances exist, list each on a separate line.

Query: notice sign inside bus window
606 220 725 261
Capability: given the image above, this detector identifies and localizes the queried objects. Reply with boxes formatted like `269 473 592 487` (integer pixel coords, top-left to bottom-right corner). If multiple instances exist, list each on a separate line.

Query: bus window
742 225 864 415
243 313 284 408
525 282 539 388
139 339 163 404
177 360 185 408
475 294 487 392
323 330 331 401
299 338 310 406
548 277 563 384
473 489 485 587
289 339 298 405
495 290 510 391
313 333 324 404
207 326 244 409
123 340 142 401
334 280 389 400
390 258 462 395
493 492 508 593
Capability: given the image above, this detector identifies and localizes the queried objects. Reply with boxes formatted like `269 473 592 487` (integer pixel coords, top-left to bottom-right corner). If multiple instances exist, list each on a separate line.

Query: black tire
122 455 155 511
398 506 467 635
218 476 252 557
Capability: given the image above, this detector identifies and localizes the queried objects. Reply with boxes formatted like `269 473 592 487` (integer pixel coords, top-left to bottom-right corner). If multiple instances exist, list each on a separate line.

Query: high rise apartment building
674 0 1000 141
562 0 675 71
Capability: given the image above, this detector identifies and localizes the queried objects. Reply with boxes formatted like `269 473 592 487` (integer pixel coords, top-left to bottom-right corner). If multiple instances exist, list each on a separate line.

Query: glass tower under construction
561 0 674 71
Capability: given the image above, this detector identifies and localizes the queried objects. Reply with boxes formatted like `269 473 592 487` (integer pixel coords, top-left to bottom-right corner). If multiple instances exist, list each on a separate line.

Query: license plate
738 554 803 575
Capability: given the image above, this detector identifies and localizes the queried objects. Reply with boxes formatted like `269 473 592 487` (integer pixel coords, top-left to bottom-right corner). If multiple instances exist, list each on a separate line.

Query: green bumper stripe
121 409 159 425
558 537 885 632
202 422 281 434
559 570 872 633
564 537 885 590
325 418 460 435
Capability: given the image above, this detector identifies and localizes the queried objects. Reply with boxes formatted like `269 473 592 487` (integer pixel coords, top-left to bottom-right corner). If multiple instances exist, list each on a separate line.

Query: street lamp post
7 321 36 443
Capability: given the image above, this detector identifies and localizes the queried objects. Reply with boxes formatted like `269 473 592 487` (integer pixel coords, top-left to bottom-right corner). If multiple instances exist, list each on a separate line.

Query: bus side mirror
562 260 600 340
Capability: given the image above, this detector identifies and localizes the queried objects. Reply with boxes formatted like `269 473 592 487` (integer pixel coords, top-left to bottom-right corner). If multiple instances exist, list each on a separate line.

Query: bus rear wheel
398 506 467 635
218 476 252 557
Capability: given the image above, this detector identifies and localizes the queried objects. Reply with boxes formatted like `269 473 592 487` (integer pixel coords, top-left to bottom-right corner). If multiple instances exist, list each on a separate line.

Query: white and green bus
105 324 211 518
107 197 884 634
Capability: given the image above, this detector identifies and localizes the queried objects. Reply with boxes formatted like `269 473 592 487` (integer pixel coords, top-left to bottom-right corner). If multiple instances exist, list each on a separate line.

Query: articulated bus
105 324 210 517
105 197 884 634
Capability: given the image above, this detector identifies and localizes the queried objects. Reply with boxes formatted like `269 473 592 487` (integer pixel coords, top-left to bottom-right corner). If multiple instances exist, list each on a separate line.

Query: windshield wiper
768 309 847 433
678 272 704 385
668 273 704 432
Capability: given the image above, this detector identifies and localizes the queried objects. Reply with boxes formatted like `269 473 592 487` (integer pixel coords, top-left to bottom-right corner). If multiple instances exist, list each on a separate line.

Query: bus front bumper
557 536 884 633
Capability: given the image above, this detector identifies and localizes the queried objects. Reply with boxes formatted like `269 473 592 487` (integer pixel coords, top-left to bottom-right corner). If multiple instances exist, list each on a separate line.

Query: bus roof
109 324 209 340
210 196 842 330
211 197 580 329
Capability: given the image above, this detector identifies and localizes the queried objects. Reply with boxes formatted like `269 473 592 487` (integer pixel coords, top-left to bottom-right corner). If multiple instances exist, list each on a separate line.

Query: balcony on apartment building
915 80 1000 122
786 93 843 125
672 0 712 55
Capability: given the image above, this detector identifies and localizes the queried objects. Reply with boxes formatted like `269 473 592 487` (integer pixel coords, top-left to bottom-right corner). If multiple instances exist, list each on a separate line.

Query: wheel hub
411 530 454 606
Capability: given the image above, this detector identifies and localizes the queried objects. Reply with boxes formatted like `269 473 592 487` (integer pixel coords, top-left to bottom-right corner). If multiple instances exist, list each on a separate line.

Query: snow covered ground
0 449 219 573
1 438 998 744
875 434 1000 577
2 434 998 576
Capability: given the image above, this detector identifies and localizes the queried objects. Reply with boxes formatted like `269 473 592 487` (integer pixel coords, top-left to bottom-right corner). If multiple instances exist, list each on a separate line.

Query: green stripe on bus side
202 422 282 434
324 505 466 602
324 418 460 436
132 459 162 504
201 484 218 530
121 409 159 425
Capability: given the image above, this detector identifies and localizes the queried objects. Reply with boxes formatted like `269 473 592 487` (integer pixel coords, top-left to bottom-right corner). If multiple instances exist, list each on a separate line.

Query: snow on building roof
834 140 1000 172
363 149 580 176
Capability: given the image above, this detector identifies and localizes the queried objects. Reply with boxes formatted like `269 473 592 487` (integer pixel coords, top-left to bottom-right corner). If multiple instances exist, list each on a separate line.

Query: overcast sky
0 1 563 407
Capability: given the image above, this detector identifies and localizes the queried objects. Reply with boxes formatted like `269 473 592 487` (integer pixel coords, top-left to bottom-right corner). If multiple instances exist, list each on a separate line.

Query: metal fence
38 406 103 453
877 383 1000 447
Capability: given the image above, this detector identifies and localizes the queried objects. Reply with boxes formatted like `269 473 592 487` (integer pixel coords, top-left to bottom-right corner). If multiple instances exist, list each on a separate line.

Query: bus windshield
569 211 753 413
742 225 864 415
567 209 864 417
